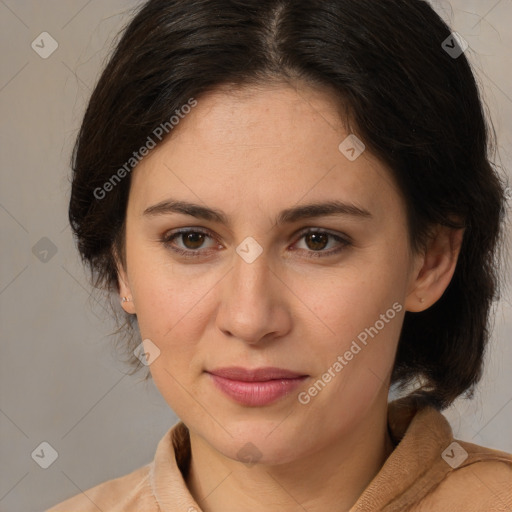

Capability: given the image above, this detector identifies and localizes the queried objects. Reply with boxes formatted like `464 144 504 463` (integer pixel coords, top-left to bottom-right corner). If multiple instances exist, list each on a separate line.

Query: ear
114 249 136 315
405 224 465 312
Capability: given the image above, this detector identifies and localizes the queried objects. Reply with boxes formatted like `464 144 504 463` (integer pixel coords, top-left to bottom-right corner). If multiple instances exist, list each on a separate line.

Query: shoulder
417 440 512 511
45 463 159 512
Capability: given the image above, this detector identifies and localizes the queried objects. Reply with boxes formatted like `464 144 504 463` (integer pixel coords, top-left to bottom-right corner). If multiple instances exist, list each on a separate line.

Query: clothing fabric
46 397 512 511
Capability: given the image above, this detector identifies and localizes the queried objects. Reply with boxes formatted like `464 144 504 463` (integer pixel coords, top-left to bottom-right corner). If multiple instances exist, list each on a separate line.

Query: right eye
161 228 221 258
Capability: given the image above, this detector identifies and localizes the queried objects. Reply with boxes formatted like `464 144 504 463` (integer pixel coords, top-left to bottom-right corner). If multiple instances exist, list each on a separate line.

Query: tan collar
148 398 461 511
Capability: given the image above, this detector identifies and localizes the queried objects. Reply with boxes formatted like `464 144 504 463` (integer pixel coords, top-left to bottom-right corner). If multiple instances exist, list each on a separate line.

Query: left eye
293 230 350 256
161 228 351 258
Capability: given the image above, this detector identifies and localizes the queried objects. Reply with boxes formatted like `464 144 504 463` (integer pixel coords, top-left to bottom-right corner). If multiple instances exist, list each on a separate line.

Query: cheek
290 250 407 344
288 248 407 401
309 281 402 381
129 243 207 335
129 248 222 377
133 261 210 412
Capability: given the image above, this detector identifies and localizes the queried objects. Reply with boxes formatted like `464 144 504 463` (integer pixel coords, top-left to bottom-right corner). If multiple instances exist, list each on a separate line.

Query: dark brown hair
69 0 509 410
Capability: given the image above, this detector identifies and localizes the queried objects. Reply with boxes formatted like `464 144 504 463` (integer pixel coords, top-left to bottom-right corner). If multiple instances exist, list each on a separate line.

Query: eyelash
161 227 352 259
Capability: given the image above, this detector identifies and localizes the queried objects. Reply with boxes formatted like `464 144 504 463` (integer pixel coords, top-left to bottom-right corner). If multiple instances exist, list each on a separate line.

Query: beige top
46 398 512 511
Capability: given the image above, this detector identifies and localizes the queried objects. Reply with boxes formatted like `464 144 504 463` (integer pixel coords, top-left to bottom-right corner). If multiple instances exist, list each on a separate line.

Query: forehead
128 84 402 221
168 83 349 154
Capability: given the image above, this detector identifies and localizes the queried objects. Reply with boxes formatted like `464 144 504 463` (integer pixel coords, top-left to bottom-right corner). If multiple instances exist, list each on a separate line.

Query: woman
47 0 512 510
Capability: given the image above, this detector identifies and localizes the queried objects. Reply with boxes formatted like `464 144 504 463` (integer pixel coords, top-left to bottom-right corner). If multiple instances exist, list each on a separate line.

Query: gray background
0 1 511 511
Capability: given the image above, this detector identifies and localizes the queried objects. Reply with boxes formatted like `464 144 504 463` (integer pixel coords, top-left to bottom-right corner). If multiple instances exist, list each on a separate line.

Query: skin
117 82 464 512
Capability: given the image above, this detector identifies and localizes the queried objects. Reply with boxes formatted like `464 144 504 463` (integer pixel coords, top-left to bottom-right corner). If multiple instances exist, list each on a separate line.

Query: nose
215 245 292 345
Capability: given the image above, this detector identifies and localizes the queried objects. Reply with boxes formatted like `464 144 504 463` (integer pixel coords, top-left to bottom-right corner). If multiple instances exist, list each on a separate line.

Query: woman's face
118 83 423 465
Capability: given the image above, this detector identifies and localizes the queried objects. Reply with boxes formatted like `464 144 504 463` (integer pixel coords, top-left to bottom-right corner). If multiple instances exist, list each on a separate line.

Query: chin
207 420 310 467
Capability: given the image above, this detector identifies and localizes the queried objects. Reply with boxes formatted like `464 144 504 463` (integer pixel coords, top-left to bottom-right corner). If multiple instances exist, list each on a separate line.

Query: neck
186 398 394 512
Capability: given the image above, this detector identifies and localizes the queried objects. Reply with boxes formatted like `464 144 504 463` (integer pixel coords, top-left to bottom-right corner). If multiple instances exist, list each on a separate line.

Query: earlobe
119 277 135 314
405 225 464 313
119 276 136 314
114 250 136 314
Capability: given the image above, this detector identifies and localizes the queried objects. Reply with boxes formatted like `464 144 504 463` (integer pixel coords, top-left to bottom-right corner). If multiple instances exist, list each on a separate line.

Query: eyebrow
142 198 372 225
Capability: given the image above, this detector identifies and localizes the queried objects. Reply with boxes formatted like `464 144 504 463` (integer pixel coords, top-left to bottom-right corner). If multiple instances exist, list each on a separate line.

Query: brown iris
182 232 206 249
304 232 329 251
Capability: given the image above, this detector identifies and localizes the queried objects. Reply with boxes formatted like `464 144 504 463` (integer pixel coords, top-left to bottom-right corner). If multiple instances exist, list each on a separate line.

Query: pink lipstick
207 367 308 407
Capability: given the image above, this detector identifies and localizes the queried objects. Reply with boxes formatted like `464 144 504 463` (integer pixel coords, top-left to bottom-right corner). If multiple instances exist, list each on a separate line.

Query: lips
208 366 307 381
206 367 309 406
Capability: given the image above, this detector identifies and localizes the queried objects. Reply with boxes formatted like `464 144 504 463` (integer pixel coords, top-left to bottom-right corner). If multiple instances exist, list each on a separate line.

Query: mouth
206 367 309 407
